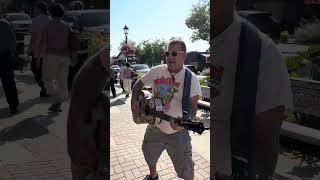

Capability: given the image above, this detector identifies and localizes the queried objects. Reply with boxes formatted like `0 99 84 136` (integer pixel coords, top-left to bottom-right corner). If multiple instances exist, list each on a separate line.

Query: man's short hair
125 62 130 67
167 37 187 53
49 3 64 18
36 1 47 13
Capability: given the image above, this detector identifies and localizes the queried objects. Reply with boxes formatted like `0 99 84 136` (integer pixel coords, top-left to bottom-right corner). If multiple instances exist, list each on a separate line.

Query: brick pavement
0 71 72 180
110 88 210 180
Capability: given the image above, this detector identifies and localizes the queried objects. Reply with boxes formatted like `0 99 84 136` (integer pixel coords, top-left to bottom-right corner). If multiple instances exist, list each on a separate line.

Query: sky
110 0 209 57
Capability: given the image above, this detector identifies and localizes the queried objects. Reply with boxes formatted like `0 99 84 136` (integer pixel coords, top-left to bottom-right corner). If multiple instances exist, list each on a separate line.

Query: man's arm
189 95 199 118
254 105 286 179
255 105 286 144
131 79 144 113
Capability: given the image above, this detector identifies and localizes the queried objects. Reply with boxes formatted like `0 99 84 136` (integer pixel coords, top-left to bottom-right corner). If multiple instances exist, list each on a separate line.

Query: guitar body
132 90 208 135
132 90 159 125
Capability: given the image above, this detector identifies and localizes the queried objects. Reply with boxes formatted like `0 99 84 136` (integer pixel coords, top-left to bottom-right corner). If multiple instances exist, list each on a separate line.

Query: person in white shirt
122 62 134 97
119 63 126 92
131 37 201 180
29 1 51 97
212 0 293 179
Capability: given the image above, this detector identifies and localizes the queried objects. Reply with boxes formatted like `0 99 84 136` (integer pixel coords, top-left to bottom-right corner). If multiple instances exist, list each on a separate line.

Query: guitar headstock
176 117 207 135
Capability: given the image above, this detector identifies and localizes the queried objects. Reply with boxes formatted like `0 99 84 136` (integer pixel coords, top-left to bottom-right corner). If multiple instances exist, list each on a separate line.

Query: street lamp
123 25 129 63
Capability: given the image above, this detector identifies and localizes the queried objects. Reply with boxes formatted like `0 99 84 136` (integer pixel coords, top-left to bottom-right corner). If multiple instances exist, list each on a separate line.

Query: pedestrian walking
110 66 116 98
123 62 134 97
29 1 51 97
0 15 19 114
39 3 72 112
119 62 125 92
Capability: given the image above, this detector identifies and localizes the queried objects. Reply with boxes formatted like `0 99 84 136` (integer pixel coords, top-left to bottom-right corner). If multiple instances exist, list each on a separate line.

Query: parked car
4 12 32 32
131 64 151 85
185 65 198 74
238 10 281 43
62 9 109 33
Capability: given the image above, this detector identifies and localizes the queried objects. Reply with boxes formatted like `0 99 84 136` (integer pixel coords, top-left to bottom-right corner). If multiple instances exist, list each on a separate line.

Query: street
0 70 72 179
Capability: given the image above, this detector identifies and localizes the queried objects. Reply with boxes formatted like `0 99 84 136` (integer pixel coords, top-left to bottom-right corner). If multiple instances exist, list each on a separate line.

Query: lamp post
123 25 129 63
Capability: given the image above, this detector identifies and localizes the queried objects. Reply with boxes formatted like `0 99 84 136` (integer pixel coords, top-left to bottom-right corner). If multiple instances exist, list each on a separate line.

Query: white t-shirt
140 64 202 134
211 14 293 175
30 14 51 33
119 66 126 80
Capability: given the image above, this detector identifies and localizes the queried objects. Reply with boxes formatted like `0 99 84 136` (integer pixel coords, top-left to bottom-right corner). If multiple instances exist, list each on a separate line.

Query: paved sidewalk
0 71 72 180
110 87 210 180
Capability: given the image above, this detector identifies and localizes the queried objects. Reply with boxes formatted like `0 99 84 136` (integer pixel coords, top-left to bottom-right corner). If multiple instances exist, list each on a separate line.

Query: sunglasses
164 51 185 57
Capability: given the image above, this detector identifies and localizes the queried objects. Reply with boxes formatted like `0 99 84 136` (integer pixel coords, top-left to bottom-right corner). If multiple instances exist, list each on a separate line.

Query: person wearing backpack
131 37 201 180
212 1 293 179
123 62 134 97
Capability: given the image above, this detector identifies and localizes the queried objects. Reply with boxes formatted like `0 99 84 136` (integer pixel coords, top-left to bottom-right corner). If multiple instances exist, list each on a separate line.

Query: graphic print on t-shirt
212 65 224 98
153 77 180 110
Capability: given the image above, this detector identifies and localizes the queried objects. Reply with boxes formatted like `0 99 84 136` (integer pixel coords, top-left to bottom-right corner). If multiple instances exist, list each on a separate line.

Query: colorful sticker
153 77 180 109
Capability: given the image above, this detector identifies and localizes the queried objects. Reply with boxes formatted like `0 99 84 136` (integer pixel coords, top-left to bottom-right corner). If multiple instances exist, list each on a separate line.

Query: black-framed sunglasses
164 51 185 57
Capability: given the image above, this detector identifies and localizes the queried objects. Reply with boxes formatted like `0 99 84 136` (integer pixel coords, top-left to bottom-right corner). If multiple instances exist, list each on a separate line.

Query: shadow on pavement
0 97 51 119
0 114 57 145
277 147 320 179
274 173 295 180
286 153 320 179
111 98 127 106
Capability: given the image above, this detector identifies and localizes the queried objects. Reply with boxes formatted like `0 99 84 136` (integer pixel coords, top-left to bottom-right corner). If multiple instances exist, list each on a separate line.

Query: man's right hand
131 99 141 114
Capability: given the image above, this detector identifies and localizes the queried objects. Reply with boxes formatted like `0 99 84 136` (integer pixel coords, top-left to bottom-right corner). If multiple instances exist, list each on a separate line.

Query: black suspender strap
182 68 193 117
230 21 262 179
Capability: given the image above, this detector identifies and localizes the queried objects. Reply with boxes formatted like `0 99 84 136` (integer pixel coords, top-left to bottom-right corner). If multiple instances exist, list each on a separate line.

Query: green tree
185 0 210 42
135 39 166 65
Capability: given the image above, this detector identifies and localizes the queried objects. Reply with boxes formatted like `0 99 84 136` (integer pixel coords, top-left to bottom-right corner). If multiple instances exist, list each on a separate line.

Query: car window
79 12 109 27
132 65 150 71
5 14 30 21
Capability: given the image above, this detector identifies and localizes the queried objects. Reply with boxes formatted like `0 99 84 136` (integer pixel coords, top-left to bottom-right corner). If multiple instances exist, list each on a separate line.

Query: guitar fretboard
148 109 177 122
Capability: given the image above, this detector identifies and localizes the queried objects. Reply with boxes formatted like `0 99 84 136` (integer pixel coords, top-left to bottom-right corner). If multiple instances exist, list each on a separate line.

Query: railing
200 78 320 146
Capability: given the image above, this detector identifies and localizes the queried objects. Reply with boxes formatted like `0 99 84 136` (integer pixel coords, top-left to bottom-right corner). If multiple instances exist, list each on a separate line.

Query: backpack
230 19 262 178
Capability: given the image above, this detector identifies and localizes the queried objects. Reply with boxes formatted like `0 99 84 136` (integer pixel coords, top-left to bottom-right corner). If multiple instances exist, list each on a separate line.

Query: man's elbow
255 105 287 143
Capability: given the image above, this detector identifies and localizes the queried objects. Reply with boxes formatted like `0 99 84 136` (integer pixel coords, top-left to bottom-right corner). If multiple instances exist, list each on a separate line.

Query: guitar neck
148 109 177 122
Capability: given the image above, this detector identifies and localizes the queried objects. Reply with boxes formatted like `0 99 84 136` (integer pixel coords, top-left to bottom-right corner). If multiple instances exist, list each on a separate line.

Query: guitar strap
230 20 262 179
182 68 193 118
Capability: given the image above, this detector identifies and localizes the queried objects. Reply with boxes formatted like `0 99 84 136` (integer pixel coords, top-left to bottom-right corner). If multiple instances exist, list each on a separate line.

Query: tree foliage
185 0 210 42
135 39 166 66
119 39 137 54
